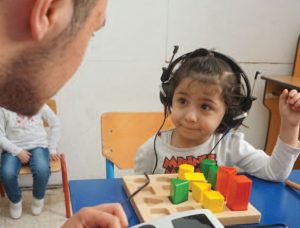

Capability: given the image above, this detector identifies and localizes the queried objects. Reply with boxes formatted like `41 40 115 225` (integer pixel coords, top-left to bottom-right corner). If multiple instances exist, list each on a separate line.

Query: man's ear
30 0 73 41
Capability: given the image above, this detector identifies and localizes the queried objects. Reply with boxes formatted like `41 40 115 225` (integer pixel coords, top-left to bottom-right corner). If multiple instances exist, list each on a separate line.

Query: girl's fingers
279 89 289 108
288 89 299 104
288 89 297 97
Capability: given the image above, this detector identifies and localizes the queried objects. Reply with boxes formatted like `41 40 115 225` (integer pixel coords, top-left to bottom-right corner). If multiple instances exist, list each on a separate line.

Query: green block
170 178 189 204
200 159 216 179
207 165 218 190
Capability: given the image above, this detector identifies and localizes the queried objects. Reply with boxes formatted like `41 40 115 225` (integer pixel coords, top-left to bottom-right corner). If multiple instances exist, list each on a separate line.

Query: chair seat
19 159 61 175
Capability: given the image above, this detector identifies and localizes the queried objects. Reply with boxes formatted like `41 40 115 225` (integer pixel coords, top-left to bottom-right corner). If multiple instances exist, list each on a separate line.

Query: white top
135 129 300 181
0 105 61 155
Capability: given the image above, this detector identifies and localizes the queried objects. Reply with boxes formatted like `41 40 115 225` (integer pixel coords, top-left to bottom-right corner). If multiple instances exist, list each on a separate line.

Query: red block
226 175 252 211
216 166 237 199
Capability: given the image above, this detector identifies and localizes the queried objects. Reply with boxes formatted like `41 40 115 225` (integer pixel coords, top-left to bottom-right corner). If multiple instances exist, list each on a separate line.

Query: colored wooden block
203 190 224 213
200 159 216 179
192 182 211 203
178 164 194 179
170 178 189 204
226 175 252 211
207 165 218 190
123 173 261 225
182 172 206 190
216 166 237 199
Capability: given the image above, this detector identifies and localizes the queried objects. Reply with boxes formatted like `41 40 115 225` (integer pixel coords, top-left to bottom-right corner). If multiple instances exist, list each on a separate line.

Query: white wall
46 0 300 183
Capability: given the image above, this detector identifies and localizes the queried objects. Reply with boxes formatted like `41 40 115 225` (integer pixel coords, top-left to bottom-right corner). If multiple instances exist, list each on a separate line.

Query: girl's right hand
17 150 31 164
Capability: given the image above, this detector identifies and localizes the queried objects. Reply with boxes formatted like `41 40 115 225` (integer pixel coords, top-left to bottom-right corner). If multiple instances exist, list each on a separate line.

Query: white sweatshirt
0 105 61 156
135 129 300 182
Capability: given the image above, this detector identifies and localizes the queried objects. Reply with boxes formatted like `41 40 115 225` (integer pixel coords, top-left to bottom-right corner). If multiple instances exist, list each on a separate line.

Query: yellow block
178 164 194 179
192 182 211 203
182 172 206 190
202 190 224 213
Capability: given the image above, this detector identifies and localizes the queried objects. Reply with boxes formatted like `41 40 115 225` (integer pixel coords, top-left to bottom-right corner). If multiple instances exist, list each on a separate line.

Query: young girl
135 48 300 182
0 104 61 219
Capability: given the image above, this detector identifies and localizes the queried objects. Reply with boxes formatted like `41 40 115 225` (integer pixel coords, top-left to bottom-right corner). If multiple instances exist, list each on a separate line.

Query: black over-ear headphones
159 47 256 132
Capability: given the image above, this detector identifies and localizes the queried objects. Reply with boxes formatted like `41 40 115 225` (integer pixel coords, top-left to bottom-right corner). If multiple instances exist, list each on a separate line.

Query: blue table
69 170 300 228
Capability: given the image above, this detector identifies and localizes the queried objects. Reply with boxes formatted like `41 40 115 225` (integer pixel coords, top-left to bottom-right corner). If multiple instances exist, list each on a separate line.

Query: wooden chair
0 99 71 218
101 112 174 178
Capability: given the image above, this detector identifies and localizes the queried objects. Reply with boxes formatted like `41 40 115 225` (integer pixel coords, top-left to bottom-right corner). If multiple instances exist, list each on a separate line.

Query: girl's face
170 77 226 148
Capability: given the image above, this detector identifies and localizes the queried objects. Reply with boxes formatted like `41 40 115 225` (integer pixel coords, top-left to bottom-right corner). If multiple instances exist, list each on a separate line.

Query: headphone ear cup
218 112 232 132
241 97 253 112
159 83 172 108
219 107 243 132
219 94 254 133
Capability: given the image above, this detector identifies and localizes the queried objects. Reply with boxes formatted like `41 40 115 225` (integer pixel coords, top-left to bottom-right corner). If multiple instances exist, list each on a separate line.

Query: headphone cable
152 107 168 174
203 127 231 166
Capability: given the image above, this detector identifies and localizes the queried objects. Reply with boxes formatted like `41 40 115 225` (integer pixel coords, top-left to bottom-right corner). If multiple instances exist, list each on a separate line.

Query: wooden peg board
122 174 261 226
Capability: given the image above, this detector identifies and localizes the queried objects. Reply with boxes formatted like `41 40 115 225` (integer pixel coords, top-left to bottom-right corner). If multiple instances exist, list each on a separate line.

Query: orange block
226 175 252 211
216 166 237 199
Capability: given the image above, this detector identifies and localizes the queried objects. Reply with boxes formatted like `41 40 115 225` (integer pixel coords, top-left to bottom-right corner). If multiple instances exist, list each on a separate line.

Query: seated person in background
135 48 300 182
0 104 61 219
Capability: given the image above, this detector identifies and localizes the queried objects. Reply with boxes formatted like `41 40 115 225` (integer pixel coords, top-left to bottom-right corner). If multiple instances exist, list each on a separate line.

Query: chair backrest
101 112 174 178
20 99 60 174
43 99 57 127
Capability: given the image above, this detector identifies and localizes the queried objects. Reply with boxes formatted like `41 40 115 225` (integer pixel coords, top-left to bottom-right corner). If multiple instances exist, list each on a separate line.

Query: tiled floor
0 188 67 228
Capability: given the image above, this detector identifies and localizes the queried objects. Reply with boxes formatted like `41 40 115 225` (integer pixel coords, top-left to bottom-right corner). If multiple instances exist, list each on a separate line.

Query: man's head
0 0 107 115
